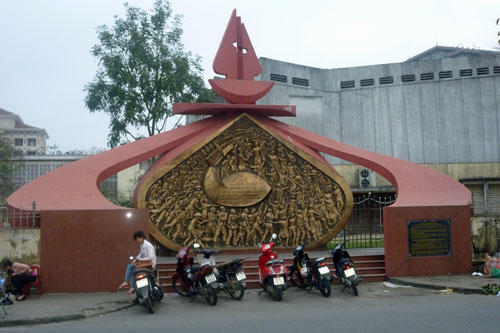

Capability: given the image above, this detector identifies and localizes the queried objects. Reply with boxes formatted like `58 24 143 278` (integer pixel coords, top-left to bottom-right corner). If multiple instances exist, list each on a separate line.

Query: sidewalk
389 274 500 294
0 291 135 328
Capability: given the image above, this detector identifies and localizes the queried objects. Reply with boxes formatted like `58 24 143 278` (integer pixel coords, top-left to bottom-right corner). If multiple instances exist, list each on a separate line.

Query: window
477 67 489 75
292 77 309 87
26 150 36 156
360 79 374 87
340 80 355 89
401 74 416 83
270 73 287 83
420 73 434 81
464 181 500 215
28 138 36 146
459 69 472 77
438 71 453 79
379 76 394 85
14 138 23 146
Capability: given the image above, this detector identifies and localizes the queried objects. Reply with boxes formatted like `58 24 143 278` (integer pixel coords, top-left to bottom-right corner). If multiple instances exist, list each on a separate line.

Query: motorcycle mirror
129 256 134 261
193 243 200 249
271 233 277 240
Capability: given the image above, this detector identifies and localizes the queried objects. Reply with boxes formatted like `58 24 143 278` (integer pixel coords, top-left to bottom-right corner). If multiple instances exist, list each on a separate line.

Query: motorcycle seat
190 264 201 273
265 259 284 266
338 258 353 267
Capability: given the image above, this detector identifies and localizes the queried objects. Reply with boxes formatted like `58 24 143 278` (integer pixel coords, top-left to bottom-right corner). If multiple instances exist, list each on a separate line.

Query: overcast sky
1 0 499 152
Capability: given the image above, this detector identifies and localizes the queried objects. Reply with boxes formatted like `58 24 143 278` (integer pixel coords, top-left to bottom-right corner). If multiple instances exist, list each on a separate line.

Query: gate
0 201 40 229
329 192 396 249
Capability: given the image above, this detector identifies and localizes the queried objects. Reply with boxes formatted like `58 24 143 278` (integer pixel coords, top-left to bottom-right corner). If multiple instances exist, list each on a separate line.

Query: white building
0 108 48 155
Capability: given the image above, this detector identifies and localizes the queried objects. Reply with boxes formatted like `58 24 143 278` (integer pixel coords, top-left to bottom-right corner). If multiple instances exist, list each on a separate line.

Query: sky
0 0 499 152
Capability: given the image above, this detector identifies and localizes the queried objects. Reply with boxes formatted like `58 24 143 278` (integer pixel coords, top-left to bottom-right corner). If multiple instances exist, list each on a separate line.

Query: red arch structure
7 9 472 292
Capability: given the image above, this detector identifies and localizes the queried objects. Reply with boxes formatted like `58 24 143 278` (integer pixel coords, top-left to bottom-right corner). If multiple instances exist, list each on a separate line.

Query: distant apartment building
0 108 48 155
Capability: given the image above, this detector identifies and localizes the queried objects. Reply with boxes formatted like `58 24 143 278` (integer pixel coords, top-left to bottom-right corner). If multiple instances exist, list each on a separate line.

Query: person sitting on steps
117 231 157 294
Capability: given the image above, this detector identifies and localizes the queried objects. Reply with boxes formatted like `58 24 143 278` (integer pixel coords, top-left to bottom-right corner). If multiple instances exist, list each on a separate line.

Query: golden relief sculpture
137 114 353 250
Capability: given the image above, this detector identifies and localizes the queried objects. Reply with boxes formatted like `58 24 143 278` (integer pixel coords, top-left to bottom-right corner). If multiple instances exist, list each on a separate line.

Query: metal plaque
408 219 451 257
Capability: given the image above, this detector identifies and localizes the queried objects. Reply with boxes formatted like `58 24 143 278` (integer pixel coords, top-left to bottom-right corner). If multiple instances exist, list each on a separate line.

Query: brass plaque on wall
136 114 353 250
408 220 451 257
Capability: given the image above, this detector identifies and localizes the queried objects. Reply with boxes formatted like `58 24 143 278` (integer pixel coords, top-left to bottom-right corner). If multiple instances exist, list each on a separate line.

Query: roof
0 107 49 138
406 45 500 62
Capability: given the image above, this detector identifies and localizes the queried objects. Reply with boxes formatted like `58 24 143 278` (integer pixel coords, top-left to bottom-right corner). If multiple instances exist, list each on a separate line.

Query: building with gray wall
255 46 500 216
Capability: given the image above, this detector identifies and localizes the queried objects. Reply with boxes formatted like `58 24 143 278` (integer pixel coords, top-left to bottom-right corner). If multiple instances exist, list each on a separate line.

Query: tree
84 0 217 148
0 140 23 204
497 18 500 46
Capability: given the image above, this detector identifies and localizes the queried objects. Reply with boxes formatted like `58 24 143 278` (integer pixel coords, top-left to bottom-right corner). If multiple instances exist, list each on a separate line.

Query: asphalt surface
4 283 499 333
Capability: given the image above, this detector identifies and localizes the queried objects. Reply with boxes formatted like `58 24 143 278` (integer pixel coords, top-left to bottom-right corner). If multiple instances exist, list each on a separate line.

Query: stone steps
158 252 386 292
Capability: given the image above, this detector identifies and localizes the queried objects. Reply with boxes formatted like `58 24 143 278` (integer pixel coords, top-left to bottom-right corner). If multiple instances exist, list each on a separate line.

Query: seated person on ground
2 259 36 301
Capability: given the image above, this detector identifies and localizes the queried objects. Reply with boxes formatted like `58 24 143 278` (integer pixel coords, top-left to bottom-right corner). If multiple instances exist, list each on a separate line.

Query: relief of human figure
248 207 264 245
274 204 290 246
288 206 298 246
307 205 323 239
162 209 187 240
237 147 251 172
185 212 207 248
261 209 275 242
213 207 228 245
226 209 239 247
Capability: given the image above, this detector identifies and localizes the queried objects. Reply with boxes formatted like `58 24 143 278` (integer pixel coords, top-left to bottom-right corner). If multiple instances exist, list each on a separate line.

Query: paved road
4 283 499 333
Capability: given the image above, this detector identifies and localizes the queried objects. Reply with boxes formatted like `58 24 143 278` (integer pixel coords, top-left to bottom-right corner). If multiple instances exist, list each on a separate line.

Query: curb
0 300 135 328
388 277 484 295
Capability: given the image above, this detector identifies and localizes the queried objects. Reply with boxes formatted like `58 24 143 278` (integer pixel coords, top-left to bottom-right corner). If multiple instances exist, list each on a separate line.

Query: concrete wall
117 164 143 198
335 162 500 188
471 216 500 255
0 228 40 265
258 54 500 167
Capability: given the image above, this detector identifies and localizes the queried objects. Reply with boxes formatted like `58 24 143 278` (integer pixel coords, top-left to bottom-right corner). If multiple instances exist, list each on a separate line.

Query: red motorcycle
258 233 289 301
171 243 219 306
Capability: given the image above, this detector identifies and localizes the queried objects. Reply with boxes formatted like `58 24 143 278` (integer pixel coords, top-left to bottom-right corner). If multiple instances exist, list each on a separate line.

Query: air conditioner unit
358 168 376 188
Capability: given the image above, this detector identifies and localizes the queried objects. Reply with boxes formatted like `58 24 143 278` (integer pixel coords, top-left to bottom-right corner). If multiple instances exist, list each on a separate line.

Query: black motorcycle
214 258 247 300
288 244 331 297
131 257 164 313
330 243 362 296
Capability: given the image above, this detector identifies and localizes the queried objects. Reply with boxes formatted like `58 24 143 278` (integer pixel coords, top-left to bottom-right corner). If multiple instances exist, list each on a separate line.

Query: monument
7 9 472 293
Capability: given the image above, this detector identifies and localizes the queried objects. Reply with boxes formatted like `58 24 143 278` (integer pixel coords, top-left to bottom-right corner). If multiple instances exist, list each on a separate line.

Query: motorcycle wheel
204 286 218 306
271 286 283 302
227 278 245 300
319 277 331 297
172 276 193 297
351 283 358 296
145 297 154 314
289 270 305 288
153 285 164 301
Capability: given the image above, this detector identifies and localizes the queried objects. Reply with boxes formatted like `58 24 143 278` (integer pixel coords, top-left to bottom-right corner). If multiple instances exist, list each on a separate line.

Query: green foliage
84 0 216 148
480 283 500 295
497 18 500 46
107 193 134 208
0 140 23 204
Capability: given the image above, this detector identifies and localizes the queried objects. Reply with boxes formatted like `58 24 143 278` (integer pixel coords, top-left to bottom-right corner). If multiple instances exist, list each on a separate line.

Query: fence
0 202 40 229
329 192 396 249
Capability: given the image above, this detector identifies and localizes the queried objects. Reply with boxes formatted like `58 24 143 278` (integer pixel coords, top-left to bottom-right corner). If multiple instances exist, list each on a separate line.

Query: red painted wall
40 209 149 293
384 205 472 277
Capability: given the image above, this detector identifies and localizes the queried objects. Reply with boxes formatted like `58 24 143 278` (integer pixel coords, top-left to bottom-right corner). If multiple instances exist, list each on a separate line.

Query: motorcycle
215 258 247 300
288 244 331 297
258 233 289 301
171 243 219 306
129 256 164 314
330 243 362 296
